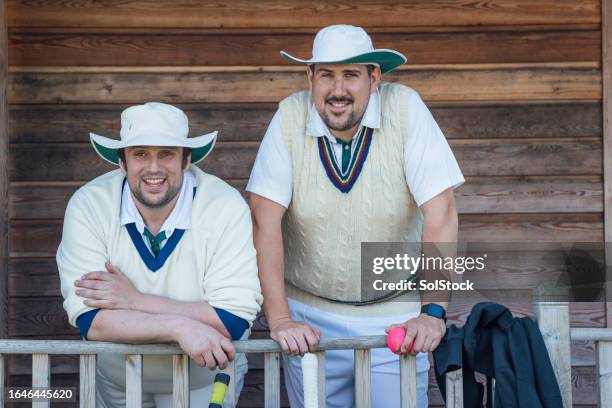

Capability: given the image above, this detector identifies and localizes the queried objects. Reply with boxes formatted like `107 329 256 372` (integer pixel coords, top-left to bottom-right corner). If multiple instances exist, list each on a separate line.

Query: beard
319 96 365 132
322 110 359 132
129 175 182 209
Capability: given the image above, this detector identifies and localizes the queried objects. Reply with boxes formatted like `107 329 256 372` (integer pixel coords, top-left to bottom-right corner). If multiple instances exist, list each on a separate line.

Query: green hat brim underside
92 139 214 166
340 52 405 74
282 50 406 74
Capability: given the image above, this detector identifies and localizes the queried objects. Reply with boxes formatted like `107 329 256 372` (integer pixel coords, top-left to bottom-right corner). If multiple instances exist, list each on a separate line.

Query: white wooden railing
0 302 610 407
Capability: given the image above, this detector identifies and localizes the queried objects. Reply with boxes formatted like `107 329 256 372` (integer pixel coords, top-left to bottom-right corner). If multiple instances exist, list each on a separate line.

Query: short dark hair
118 147 192 169
309 64 375 76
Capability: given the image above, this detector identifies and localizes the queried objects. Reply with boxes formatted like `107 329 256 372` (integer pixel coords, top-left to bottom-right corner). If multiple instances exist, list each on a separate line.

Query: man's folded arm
84 309 180 343
75 291 249 340
129 196 262 341
82 308 237 370
89 295 249 340
62 188 250 341
76 309 99 340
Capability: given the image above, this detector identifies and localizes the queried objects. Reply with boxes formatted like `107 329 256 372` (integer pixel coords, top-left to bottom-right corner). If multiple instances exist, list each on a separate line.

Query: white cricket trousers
282 298 429 408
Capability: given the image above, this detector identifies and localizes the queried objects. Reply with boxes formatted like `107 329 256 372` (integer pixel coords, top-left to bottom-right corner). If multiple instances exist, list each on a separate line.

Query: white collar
305 88 381 141
120 171 196 237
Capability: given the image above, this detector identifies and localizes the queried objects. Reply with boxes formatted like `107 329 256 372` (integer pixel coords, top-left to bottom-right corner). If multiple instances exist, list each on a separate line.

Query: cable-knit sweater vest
280 82 423 316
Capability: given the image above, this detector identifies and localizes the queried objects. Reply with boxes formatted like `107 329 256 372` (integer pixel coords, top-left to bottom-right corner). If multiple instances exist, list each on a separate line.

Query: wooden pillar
125 354 143 408
0 0 8 341
264 352 281 408
597 341 612 407
354 349 371 408
534 302 572 408
604 0 612 332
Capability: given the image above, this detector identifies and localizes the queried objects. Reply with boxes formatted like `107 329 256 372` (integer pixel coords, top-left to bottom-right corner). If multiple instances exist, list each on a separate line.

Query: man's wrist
268 315 292 330
167 315 196 342
129 292 148 311
420 303 447 322
135 293 171 314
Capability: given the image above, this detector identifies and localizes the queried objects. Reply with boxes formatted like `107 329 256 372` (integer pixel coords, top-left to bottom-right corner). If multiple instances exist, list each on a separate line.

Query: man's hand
174 318 236 370
385 314 446 355
269 317 321 356
75 261 142 310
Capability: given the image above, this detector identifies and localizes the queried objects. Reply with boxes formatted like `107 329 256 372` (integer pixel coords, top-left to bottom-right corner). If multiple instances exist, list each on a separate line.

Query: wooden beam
172 354 189 408
399 355 417 408
445 369 464 408
354 349 371 408
4 177 606 220
79 354 96 408
534 302 572 408
597 341 612 407
7 138 604 183
316 352 326 408
6 0 600 29
7 213 605 259
125 354 142 408
7 65 601 104
0 0 8 342
7 30 601 67
603 0 612 330
264 352 280 408
0 354 4 407
32 353 50 408
7 103 603 144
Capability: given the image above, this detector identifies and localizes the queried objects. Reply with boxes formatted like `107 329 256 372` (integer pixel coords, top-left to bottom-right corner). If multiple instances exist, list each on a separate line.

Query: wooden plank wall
0 0 8 343
603 0 612 331
5 1 606 406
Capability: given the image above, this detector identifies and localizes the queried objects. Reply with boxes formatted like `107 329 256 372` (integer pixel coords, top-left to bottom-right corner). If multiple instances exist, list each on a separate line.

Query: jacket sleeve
521 318 563 408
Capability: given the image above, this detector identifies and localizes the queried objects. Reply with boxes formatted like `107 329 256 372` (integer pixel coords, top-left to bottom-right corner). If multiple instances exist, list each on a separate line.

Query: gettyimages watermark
359 242 611 303
371 251 485 291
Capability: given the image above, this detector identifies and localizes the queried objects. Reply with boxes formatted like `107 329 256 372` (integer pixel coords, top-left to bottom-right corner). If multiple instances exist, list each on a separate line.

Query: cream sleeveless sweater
280 82 422 316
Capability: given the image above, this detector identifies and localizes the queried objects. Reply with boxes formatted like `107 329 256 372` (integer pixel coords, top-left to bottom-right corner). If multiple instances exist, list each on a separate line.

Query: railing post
399 354 417 408
302 353 319 408
354 349 371 408
0 354 4 408
79 354 96 408
533 301 572 408
126 354 142 408
173 354 189 408
316 351 326 407
32 353 50 408
264 352 280 408
223 361 236 407
597 341 612 407
445 369 464 408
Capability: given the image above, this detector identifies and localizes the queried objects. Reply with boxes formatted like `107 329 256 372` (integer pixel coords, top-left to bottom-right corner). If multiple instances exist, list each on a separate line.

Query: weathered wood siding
5 1 607 406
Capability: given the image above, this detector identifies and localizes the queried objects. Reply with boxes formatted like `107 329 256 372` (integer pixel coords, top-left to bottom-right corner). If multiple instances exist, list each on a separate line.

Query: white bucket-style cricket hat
90 102 217 165
280 24 407 74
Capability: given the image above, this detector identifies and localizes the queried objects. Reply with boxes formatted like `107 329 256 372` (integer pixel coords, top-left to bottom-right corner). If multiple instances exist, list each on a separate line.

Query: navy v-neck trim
121 183 197 273
126 223 185 272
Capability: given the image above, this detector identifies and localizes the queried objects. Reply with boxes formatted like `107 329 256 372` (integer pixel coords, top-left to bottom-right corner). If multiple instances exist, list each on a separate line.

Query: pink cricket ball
386 327 407 354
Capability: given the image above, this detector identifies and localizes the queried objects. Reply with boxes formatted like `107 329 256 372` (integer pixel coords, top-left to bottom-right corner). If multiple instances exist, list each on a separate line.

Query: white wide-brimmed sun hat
280 24 407 74
90 102 217 165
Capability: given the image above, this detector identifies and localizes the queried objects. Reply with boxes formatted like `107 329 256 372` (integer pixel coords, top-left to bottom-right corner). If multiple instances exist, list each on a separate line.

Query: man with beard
247 25 464 407
56 102 262 407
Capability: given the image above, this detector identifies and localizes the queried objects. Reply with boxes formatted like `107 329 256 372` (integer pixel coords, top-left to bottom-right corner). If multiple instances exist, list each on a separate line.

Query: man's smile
326 98 353 115
142 176 166 191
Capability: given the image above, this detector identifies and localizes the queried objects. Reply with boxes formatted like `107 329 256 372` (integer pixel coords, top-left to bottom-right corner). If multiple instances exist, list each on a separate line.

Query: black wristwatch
421 303 447 322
